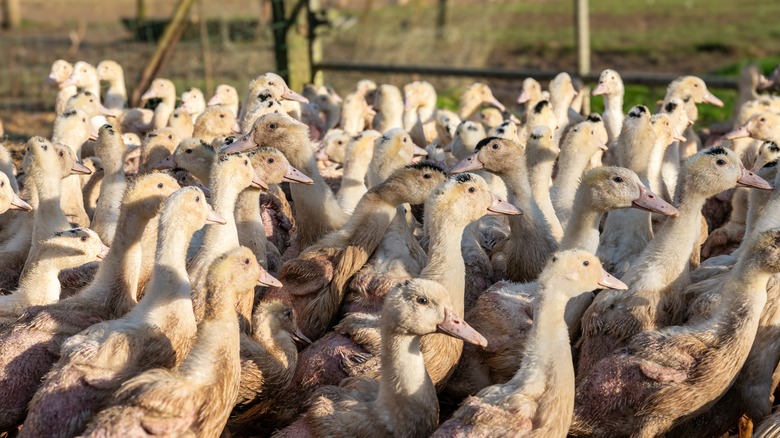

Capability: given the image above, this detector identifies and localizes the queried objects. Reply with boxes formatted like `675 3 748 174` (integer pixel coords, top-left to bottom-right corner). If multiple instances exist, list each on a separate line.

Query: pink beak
232 121 242 134
737 167 773 190
631 184 678 216
449 152 484 174
412 143 428 156
724 126 751 140
758 75 774 90
258 268 283 287
592 82 609 96
282 164 314 184
206 207 227 225
99 105 122 118
9 192 32 212
251 173 269 190
151 154 176 170
282 88 309 103
487 194 522 215
207 94 223 106
592 137 608 151
598 269 628 290
516 89 531 104
672 130 687 142
220 132 257 154
71 161 93 175
487 96 506 112
437 307 487 347
141 88 158 101
702 90 724 107
95 243 110 261
59 76 78 90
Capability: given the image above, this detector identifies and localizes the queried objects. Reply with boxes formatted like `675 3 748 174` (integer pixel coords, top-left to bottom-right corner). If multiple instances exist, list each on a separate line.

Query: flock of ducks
0 58 778 437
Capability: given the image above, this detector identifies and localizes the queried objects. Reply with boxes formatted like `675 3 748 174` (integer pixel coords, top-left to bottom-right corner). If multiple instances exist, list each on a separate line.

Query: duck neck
29 167 69 255
132 214 199 324
560 196 602 253
107 76 127 104
342 150 372 185
602 93 624 143
377 327 434 424
421 215 467 314
16 253 69 306
646 139 669 194
457 98 480 120
503 166 555 240
528 157 563 239
179 289 241 377
153 103 173 130
552 151 590 214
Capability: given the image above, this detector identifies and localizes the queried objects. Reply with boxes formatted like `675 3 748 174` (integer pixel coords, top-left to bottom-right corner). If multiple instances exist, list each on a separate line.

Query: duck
516 77 546 121
119 78 177 135
366 128 428 188
19 186 224 438
168 107 194 140
90 124 126 245
59 61 101 102
663 75 724 162
224 113 348 251
659 98 692 202
548 72 581 136
458 82 506 121
267 162 447 340
434 251 626 438
235 146 313 271
451 136 557 283
230 300 311 430
0 171 30 215
0 173 180 431
187 151 267 319
337 130 382 214
96 60 127 110
592 68 625 148
278 278 487 438
577 146 773 378
340 91 375 135
371 84 404 133
181 87 206 122
51 108 95 227
208 84 240 117
138 127 180 174
239 72 308 128
315 129 350 166
312 92 341 133
447 120 486 166
0 228 106 323
403 80 438 145
80 247 273 438
444 166 675 401
49 59 77 115
525 126 563 241
572 227 780 438
192 105 239 144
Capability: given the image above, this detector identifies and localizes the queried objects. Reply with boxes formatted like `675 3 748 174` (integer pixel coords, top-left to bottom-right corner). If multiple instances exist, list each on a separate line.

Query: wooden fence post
574 0 590 78
2 0 22 30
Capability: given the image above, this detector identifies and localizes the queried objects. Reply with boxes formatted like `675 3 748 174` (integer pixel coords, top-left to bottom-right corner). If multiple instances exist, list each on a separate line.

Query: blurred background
0 0 778 139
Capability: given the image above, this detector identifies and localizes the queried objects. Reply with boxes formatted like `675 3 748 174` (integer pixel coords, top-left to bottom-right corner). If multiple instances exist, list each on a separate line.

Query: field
1 0 779 141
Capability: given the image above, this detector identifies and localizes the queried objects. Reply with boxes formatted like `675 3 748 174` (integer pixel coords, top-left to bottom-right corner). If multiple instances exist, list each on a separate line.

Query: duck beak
672 130 687 143
47 73 58 84
71 161 93 175
99 105 121 118
207 94 223 106
437 307 487 347
220 132 257 154
282 88 309 103
9 192 32 211
724 126 751 140
95 244 110 261
231 121 242 134
404 99 415 112
293 328 312 344
412 143 428 156
598 269 628 290
257 268 283 287
592 136 608 151
632 184 678 216
737 167 773 190
592 82 608 96
282 164 314 184
758 74 774 91
508 113 521 125
443 143 453 153
487 194 522 215
251 173 269 190
206 207 227 225
487 96 506 112
141 87 158 101
702 90 724 107
315 147 329 162
88 126 100 141
59 75 77 90
516 89 531 104
151 153 176 170
449 152 484 173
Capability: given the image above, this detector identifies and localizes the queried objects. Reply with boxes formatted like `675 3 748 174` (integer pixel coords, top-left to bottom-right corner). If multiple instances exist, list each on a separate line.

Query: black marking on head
219 149 258 162
62 109 78 118
533 100 550 114
200 140 215 152
587 113 602 122
704 146 728 156
475 136 501 151
763 159 779 169
627 106 648 118
406 161 445 173
224 136 236 145
765 141 780 153
83 91 93 96
530 130 545 140
664 101 678 113
257 91 272 102
453 173 475 184
466 124 478 132
682 95 691 104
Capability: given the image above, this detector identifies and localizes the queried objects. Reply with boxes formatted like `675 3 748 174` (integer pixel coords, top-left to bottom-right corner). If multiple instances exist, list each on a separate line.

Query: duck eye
583 260 590 267
403 137 407 143
185 149 192 153
283 309 292 318
244 160 249 165
337 140 343 145
716 159 726 166
612 176 624 183
157 183 164 188
59 151 64 157
268 158 275 164
468 187 476 193
268 82 275 86
761 117 766 122
492 143 499 150
80 235 87 242
269 123 277 130
0 182 4 187
219 114 225 118
416 296 428 305
244 258 250 264
195 196 200 202
423 173 431 179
